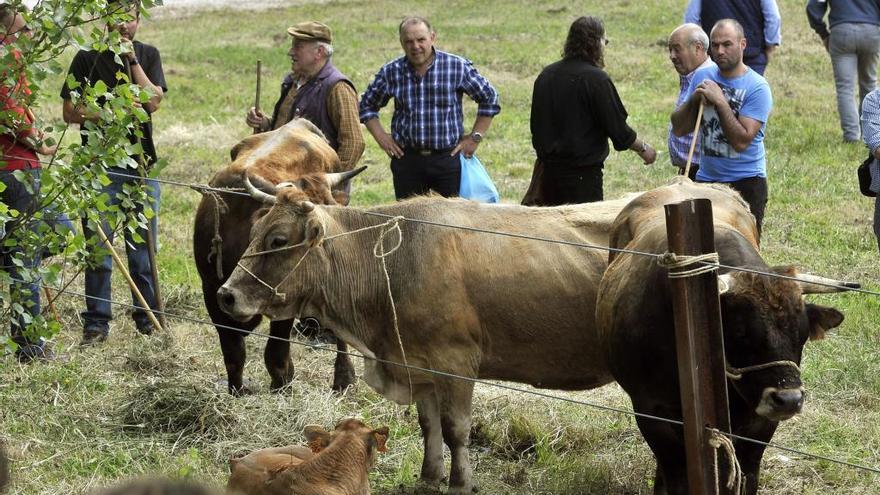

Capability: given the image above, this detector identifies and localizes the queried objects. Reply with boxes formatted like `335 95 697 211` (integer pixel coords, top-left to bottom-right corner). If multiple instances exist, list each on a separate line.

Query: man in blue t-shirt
672 18 773 235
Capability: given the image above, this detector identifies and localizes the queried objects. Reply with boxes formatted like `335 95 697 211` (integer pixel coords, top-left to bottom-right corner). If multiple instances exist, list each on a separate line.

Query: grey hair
683 23 708 51
399 15 433 37
316 41 334 57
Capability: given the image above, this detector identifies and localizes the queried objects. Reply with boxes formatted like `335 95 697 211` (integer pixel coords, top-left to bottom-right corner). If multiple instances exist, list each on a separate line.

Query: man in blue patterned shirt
359 16 500 199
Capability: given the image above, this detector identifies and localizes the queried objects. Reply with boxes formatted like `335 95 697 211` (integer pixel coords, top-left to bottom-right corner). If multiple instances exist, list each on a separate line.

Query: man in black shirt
526 16 656 206
61 0 167 345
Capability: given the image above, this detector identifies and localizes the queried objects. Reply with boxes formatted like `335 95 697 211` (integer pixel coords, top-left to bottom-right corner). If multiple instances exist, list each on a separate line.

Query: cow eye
268 235 288 250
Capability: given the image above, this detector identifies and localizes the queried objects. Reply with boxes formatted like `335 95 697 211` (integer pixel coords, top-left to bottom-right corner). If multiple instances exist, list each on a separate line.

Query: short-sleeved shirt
686 65 772 182
359 49 500 151
60 40 167 165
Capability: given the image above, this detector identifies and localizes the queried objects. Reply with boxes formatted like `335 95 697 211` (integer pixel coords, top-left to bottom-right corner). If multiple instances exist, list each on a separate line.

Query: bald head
668 23 709 75
709 18 747 74
711 18 745 41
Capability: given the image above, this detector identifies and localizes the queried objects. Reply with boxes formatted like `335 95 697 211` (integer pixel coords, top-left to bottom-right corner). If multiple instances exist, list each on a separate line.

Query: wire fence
3 162 879 478
20 278 880 477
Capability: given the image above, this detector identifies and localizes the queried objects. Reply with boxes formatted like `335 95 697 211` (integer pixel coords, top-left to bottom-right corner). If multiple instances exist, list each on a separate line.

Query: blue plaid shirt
359 50 501 150
668 58 715 167
862 88 880 193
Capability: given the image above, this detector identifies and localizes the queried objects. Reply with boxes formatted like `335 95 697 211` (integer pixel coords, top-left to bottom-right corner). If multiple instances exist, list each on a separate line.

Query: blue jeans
830 23 880 141
81 169 160 332
1 168 44 352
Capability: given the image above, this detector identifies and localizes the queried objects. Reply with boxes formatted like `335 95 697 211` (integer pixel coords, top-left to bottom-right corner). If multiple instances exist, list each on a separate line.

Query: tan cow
217 190 644 494
227 419 389 495
193 119 365 395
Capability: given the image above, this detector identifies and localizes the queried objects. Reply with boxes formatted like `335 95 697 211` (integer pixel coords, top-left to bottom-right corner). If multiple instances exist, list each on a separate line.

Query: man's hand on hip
376 132 403 159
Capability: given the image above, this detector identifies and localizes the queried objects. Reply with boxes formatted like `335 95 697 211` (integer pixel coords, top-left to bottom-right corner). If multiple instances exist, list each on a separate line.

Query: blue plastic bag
459 154 499 203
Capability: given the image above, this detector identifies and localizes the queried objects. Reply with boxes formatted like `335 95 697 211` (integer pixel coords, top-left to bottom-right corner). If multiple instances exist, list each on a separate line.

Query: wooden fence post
664 198 733 495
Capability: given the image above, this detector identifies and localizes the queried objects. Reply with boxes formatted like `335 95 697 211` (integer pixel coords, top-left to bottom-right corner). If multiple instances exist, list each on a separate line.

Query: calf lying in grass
227 418 389 495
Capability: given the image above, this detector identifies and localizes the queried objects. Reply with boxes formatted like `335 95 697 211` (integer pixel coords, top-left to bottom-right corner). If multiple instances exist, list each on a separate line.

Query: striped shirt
861 88 880 193
668 58 716 167
359 50 500 150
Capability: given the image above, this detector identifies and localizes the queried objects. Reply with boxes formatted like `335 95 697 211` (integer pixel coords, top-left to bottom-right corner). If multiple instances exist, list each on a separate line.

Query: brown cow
227 419 389 495
193 118 365 395
597 180 856 494
217 191 641 494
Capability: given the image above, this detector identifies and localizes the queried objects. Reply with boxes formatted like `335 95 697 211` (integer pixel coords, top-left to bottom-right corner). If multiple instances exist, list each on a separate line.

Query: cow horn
243 174 277 205
793 273 860 294
718 273 734 294
325 166 368 188
300 201 315 212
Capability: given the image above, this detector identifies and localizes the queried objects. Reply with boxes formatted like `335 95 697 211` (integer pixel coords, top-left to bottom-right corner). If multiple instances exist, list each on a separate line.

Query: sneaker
16 344 55 363
80 329 108 346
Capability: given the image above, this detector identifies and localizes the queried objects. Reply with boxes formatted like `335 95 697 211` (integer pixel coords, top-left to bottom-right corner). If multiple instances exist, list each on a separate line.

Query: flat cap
287 21 332 43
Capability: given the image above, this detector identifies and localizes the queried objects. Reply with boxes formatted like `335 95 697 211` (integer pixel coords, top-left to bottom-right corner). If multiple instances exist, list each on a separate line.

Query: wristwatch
470 131 483 143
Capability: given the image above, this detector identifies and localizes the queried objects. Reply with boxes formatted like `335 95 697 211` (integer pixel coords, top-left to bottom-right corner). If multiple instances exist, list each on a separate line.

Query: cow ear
304 425 331 453
373 426 389 453
806 304 844 341
304 216 325 248
230 141 246 160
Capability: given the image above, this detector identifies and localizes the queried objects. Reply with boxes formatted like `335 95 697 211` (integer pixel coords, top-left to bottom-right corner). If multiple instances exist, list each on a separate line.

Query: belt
404 146 455 156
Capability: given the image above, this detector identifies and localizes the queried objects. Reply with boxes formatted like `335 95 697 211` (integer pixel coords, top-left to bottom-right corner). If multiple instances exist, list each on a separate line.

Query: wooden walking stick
253 59 262 134
123 57 167 330
94 222 163 332
42 287 61 322
683 101 704 179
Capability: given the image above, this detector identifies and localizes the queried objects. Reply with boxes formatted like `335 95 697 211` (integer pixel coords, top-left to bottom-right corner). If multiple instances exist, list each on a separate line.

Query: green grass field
2 0 879 493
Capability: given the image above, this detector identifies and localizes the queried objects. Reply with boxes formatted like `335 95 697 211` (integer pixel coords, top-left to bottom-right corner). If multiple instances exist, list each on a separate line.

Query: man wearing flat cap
246 21 364 172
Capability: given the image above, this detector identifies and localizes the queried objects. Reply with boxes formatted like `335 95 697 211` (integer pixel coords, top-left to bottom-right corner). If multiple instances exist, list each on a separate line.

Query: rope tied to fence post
708 428 743 494
657 251 720 278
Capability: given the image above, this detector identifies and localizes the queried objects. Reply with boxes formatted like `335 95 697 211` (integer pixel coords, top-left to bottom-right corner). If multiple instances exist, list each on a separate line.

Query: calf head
217 184 336 322
304 418 390 467
718 267 849 421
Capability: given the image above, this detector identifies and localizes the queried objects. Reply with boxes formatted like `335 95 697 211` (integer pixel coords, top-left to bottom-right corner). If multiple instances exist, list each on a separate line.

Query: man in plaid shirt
359 16 500 200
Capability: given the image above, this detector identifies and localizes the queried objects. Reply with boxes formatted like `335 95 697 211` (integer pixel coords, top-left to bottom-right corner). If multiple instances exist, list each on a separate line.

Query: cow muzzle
755 386 804 421
217 285 257 321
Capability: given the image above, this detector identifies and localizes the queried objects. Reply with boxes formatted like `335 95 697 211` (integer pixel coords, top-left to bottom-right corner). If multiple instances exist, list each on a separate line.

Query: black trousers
391 150 460 200
539 165 604 205
699 175 768 235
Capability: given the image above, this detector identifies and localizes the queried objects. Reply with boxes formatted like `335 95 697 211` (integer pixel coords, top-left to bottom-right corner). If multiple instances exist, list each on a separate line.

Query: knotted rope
657 251 720 278
708 428 743 495
206 191 229 279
